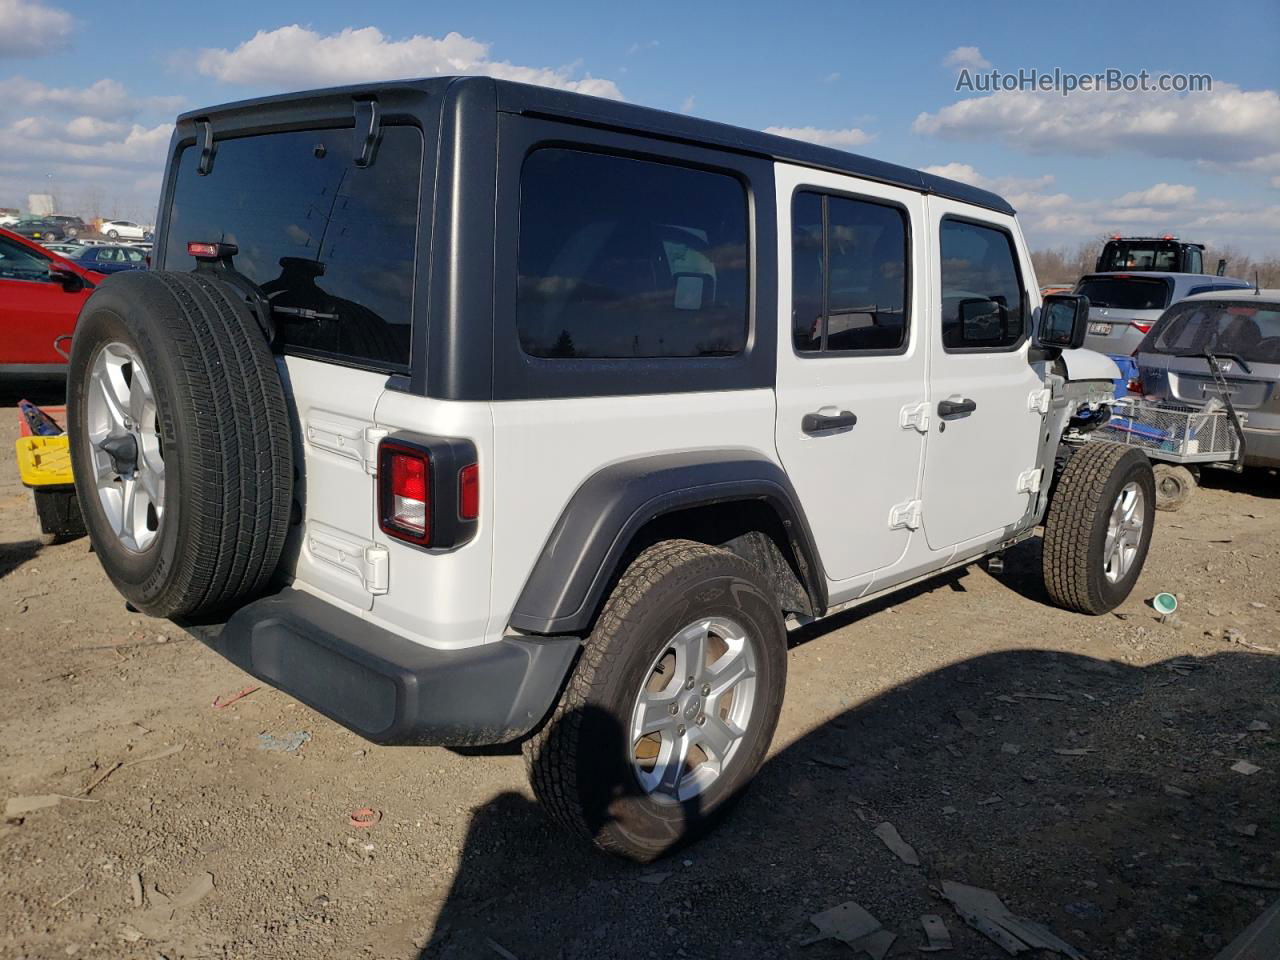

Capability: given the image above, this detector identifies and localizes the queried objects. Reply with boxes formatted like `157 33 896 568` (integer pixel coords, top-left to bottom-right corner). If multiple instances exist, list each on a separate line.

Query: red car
1 227 105 376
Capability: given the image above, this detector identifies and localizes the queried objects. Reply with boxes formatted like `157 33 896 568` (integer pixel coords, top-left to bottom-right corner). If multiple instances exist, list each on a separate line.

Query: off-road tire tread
1042 441 1141 614
523 539 733 852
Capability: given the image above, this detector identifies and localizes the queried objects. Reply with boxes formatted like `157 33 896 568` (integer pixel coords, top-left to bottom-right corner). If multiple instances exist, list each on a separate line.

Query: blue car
69 244 149 274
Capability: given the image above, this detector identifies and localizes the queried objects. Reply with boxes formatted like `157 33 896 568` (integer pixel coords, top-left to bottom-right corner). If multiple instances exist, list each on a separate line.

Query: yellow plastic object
15 435 75 487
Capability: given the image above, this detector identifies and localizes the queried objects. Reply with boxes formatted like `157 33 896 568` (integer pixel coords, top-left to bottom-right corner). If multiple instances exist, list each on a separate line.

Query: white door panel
280 357 385 611
921 200 1046 551
772 163 929 584
489 390 778 637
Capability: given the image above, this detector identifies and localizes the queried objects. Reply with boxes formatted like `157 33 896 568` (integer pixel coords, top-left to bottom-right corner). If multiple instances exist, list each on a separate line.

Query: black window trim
491 112 777 401
158 116 430 378
938 213 1029 355
789 184 913 360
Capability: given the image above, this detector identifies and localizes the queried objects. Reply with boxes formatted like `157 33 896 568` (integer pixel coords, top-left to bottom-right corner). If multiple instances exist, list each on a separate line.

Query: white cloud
4 77 185 119
197 25 623 100
1271 176 1280 189
1114 182 1197 206
927 161 1278 254
824 72 841 84
763 125 875 149
626 40 659 56
679 95 696 114
0 0 72 57
914 82 1280 173
942 46 991 71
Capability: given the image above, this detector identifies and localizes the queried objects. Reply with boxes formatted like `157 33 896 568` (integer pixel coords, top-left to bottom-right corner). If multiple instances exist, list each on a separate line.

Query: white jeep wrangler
66 77 1153 861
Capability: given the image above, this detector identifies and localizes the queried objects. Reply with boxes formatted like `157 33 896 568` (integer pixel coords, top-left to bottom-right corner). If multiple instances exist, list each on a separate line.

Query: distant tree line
1031 235 1280 289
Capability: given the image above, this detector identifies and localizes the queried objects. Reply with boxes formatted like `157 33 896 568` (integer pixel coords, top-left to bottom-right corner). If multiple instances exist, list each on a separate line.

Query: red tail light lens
1128 377 1145 395
458 463 479 521
1131 322 1153 335
379 443 431 545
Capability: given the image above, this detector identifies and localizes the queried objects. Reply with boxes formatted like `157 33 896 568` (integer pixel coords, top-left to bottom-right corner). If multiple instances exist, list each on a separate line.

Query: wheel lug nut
696 715 705 726
668 703 679 716
676 724 686 736
685 676 695 690
700 684 710 697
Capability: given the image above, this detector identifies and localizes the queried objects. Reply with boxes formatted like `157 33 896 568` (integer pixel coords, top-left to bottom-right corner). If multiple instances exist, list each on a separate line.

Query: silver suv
1135 288 1280 468
1078 272 1251 356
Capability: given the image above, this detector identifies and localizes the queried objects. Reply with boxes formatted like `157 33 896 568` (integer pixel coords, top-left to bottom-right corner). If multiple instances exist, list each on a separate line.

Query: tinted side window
791 191 909 354
1187 249 1203 273
165 125 423 369
0 236 51 281
940 219 1024 351
517 149 748 359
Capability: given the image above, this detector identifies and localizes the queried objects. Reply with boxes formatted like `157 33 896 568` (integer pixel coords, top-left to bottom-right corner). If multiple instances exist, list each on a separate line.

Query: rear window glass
516 148 749 359
1148 300 1280 364
1098 241 1184 272
1076 276 1171 311
164 125 423 369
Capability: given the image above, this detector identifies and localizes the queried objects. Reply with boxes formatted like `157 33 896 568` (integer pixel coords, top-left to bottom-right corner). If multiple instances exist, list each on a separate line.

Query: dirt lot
2 386 1277 960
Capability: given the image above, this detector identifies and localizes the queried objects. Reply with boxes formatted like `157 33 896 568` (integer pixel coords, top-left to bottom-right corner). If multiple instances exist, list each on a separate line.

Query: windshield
1098 241 1185 272
163 125 425 370
1146 299 1280 364
1076 276 1171 311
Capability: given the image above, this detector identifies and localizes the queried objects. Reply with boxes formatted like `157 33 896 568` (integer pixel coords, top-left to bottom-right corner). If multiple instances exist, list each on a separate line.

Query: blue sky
2 0 1277 254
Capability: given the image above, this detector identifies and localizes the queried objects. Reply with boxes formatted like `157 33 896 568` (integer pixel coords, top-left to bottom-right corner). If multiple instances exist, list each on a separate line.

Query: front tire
1043 443 1155 615
106 229 119 240
524 540 786 861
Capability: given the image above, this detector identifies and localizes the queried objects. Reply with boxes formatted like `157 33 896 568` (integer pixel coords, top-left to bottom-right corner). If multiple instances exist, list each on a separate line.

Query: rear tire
67 271 293 619
106 229 119 240
1152 463 1196 511
524 540 786 861
1043 442 1155 615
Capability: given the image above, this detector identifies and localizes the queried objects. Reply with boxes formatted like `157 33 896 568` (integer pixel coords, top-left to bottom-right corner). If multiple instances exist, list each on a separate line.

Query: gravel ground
1 386 1277 960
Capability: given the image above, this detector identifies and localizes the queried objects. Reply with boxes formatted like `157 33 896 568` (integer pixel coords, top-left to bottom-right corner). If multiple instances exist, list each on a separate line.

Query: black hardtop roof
177 76 1015 216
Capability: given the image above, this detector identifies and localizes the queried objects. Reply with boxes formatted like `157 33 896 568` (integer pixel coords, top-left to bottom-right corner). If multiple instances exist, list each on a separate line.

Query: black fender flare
507 450 828 634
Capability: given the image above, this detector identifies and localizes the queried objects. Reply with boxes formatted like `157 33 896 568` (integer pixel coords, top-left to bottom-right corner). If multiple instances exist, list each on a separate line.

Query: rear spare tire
67 270 293 619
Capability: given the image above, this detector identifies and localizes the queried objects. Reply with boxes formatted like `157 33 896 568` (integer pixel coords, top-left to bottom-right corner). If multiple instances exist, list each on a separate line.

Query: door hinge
1027 388 1052 416
899 401 930 434
1017 467 1044 494
307 523 390 594
889 499 922 530
362 426 389 475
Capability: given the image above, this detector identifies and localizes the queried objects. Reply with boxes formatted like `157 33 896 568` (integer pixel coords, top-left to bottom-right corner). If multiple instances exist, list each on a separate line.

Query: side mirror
1038 294 1090 349
49 264 85 293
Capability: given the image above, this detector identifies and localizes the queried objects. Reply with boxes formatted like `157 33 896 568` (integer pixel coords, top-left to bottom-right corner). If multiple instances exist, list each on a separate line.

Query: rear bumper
190 588 580 746
1243 427 1280 468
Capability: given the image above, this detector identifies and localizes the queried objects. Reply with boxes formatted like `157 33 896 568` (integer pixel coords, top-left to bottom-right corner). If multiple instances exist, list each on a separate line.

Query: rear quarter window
516 148 749 359
163 125 424 370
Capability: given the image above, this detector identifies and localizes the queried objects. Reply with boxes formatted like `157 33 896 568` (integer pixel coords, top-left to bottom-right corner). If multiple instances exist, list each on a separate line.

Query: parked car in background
1096 236 1207 274
1077 272 1252 355
1135 289 1280 469
68 244 149 274
99 219 150 241
0 226 103 376
0 210 20 227
46 215 89 239
41 242 86 257
9 218 67 242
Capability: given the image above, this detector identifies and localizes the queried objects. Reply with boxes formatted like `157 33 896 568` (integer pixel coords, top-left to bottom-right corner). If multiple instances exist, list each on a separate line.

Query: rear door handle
802 410 857 433
937 398 977 420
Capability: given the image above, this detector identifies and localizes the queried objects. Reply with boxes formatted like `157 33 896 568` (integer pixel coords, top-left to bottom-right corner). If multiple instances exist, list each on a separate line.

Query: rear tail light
1128 377 1145 396
379 442 431 546
1131 321 1153 335
377 436 479 549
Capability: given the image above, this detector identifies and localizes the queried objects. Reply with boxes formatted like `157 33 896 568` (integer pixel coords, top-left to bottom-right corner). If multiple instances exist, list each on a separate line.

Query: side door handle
937 398 977 420
802 410 858 433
